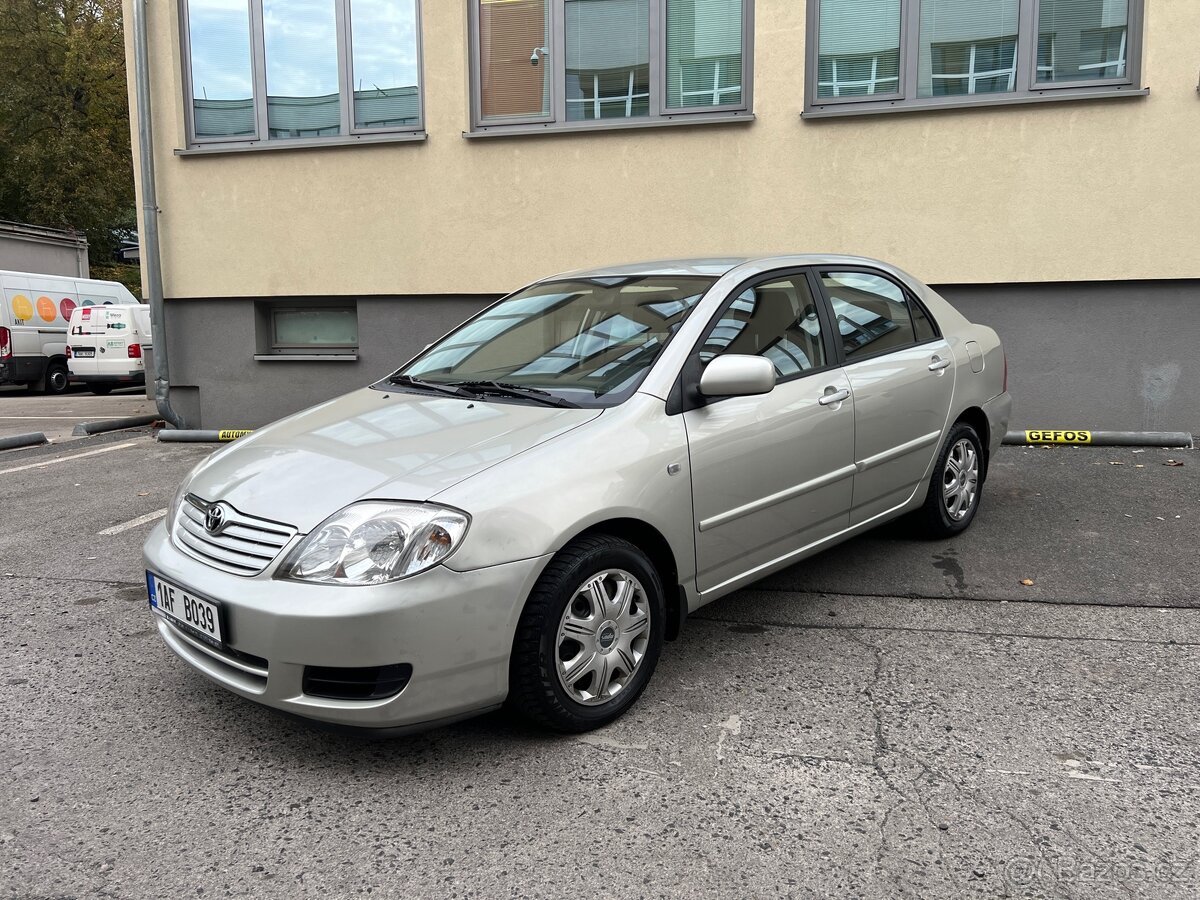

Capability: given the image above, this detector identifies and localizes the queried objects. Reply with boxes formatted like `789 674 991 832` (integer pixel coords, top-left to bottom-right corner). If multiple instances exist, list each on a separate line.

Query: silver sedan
143 256 1011 733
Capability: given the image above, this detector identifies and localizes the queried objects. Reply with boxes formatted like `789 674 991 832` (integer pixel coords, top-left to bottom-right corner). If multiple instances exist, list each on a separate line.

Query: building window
258 303 359 356
806 0 1142 117
469 0 752 134
182 0 424 148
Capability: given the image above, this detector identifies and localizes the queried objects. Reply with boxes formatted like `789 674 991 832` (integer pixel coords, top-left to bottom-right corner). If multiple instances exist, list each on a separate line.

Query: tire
89 384 113 395
918 422 984 538
42 361 70 395
508 535 665 733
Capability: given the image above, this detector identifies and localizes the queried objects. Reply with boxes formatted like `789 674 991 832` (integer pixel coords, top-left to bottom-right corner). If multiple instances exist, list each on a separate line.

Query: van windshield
386 276 714 408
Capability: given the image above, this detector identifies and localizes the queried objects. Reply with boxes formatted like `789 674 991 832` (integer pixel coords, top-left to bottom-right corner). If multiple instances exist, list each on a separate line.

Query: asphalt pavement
0 384 154 445
1 434 1197 899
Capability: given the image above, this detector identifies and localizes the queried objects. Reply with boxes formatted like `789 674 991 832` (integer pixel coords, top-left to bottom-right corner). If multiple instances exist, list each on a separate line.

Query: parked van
66 304 152 394
1 270 141 394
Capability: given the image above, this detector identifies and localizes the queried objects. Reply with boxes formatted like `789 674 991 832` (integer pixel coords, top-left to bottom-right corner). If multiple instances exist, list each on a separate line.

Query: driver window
699 276 826 379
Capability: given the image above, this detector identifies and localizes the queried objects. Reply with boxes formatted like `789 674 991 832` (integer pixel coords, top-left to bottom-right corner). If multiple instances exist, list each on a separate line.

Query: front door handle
818 387 851 407
928 356 952 372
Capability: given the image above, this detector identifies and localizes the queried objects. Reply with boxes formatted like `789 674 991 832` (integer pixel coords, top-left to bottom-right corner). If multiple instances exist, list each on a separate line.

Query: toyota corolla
144 256 1011 733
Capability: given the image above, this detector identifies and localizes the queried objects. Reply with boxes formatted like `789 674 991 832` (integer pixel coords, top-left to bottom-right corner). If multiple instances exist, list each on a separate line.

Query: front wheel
508 535 665 732
918 422 984 538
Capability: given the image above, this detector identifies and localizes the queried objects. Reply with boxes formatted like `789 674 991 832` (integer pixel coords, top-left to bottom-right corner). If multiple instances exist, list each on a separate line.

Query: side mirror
699 354 776 397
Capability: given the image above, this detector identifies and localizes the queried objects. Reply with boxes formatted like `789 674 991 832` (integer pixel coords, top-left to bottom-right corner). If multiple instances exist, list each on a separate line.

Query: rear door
815 269 956 525
682 270 856 595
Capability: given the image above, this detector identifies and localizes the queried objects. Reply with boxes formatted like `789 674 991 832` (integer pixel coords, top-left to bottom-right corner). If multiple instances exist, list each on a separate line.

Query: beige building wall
126 0 1200 300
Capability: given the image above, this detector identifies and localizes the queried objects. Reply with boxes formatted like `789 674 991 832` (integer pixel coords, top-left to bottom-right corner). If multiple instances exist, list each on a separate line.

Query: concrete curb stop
0 432 50 451
156 429 254 443
72 414 162 436
1004 429 1194 448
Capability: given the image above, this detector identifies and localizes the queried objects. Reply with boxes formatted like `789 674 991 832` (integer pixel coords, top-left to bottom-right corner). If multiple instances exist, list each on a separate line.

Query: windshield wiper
450 380 580 408
387 374 474 398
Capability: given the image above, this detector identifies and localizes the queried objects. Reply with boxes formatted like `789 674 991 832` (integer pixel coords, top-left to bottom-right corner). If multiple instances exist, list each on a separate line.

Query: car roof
548 255 905 280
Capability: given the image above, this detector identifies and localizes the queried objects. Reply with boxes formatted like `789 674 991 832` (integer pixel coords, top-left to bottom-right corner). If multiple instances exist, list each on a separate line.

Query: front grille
302 664 413 701
174 494 297 576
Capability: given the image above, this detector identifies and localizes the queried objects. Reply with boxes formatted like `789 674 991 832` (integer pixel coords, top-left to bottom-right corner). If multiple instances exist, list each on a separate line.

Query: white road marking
98 508 168 536
0 440 139 476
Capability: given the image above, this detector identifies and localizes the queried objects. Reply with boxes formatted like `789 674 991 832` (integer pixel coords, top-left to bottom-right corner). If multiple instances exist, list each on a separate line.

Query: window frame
466 0 755 137
257 301 360 358
813 267 942 367
178 0 426 151
803 0 1146 119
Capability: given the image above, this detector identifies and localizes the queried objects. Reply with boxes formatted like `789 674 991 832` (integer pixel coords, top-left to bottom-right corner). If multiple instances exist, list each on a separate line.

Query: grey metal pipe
72 414 160 436
0 432 48 451
1004 430 1193 448
131 0 186 430
157 430 254 443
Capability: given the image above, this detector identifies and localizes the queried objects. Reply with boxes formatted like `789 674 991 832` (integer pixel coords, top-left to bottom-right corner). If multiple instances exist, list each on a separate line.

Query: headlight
278 502 469 585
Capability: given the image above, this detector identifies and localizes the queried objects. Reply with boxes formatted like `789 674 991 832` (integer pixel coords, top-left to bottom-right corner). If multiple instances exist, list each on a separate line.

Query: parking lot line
0 439 140 476
98 508 168 536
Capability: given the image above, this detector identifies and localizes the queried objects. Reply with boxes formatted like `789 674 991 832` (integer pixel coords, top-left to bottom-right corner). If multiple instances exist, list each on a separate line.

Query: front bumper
142 522 549 730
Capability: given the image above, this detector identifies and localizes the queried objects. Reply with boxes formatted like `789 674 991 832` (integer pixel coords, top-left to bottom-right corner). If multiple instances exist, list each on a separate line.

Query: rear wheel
89 384 113 395
509 535 665 732
918 422 984 538
42 361 69 395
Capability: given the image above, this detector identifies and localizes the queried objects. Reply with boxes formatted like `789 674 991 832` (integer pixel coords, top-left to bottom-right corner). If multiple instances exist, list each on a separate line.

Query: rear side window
820 271 935 360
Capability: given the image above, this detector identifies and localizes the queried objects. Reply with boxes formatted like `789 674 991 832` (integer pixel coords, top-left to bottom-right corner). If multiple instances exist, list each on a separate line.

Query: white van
66 304 152 394
0 269 140 394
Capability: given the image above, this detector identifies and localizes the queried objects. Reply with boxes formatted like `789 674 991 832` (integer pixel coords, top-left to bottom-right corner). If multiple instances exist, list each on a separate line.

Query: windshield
388 276 715 407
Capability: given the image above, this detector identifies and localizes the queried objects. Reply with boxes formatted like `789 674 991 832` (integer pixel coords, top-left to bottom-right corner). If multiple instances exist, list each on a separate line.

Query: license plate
74 349 95 358
146 572 224 646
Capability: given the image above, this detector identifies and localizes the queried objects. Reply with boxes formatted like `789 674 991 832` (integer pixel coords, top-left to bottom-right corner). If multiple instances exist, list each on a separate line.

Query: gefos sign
1024 430 1092 444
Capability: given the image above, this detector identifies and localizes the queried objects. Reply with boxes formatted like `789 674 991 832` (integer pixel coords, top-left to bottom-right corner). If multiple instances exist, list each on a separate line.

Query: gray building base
161 280 1199 432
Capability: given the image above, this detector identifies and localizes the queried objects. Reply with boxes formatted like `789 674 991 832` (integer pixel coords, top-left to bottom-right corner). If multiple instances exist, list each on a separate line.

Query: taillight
0 326 10 360
66 345 73 358
128 343 142 359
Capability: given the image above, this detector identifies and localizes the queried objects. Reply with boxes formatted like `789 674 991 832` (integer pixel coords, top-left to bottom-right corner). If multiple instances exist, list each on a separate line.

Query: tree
0 0 134 262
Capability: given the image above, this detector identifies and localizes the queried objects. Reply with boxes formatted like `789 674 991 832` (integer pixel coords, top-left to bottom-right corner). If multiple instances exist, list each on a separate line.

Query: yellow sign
1025 430 1092 444
218 429 253 441
11 294 33 321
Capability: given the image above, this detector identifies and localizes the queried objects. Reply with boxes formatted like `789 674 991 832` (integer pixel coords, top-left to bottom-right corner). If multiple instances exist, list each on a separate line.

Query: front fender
436 393 695 590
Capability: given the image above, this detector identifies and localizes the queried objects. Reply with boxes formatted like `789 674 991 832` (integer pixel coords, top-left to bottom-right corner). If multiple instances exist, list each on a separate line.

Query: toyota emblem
205 503 227 535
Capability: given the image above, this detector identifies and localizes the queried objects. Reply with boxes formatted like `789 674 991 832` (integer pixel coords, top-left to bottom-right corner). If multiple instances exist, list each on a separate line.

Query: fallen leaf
137 491 149 496
1108 461 1124 466
1020 578 1034 586
1165 459 1184 467
1135 464 1145 468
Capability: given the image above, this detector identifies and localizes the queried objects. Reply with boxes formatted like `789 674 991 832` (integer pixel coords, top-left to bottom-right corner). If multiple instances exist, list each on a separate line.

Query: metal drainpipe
131 0 185 429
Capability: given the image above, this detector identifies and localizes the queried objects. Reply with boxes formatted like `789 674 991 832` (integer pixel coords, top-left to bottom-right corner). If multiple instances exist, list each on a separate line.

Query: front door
683 272 856 595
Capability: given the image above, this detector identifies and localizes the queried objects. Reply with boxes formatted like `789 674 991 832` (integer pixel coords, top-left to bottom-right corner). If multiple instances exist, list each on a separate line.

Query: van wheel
508 535 664 732
89 384 113 395
43 361 70 395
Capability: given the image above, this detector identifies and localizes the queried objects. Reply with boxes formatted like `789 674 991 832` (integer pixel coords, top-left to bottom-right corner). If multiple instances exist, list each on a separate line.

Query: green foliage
91 261 142 299
0 0 134 261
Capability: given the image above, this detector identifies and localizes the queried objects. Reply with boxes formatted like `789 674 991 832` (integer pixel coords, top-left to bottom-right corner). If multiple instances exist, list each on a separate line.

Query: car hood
183 388 602 532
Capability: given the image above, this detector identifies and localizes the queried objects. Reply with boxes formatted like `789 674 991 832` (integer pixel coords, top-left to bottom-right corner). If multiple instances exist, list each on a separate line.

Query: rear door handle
818 387 851 406
928 356 952 372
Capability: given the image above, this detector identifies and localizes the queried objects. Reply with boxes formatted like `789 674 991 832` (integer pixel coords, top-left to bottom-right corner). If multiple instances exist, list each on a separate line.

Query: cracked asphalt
1 432 1197 899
